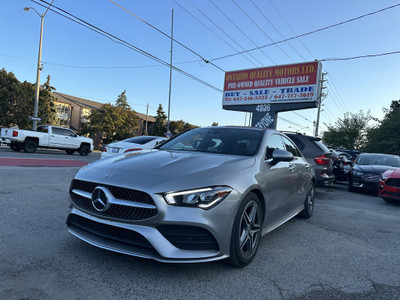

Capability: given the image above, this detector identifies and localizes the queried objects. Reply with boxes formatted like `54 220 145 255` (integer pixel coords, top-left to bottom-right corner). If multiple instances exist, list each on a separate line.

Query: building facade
53 92 157 148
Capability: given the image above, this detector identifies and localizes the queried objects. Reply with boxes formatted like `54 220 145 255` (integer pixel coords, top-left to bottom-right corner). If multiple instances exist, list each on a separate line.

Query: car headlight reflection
163 186 232 209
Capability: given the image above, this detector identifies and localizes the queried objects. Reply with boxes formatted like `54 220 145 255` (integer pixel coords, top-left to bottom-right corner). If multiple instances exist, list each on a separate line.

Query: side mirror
272 149 294 163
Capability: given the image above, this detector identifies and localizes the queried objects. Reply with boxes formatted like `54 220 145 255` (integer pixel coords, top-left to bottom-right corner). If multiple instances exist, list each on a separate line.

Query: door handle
51 135 55 137
288 164 295 172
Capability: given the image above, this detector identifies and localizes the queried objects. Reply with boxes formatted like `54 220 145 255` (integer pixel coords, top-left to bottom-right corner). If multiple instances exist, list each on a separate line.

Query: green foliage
211 122 218 126
151 104 167 136
322 110 372 150
115 90 130 109
81 94 139 144
364 100 400 154
0 68 56 128
169 120 198 135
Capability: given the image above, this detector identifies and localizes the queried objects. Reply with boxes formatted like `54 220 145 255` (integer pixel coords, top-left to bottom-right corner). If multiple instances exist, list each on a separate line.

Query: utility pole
24 0 54 131
315 72 327 137
145 103 149 136
167 9 174 132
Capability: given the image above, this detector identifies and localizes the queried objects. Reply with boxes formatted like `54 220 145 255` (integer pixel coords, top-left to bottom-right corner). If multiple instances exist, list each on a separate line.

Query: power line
321 50 400 61
231 0 294 62
171 0 260 67
268 0 315 60
249 0 306 62
183 0 264 66
108 0 225 72
291 111 314 124
34 0 222 92
325 74 348 111
208 0 276 64
325 80 349 113
210 2 400 62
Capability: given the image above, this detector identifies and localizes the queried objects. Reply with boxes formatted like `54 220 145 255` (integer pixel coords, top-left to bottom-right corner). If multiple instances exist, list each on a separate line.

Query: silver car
66 127 315 267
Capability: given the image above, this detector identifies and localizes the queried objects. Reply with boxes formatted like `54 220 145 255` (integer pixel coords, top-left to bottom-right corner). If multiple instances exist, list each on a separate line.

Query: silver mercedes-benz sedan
66 126 315 267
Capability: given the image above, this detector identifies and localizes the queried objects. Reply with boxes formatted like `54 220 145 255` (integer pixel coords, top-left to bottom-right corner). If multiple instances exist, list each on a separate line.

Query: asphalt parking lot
0 149 399 300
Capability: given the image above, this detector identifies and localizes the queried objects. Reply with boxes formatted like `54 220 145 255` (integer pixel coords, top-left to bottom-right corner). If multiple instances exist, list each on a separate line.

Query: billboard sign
223 61 322 106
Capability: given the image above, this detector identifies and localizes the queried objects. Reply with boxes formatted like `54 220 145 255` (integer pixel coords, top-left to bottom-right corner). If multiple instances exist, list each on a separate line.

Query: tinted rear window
123 137 157 144
286 134 329 157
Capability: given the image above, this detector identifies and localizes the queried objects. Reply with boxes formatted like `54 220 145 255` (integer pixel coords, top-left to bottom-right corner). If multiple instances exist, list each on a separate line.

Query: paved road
0 162 399 299
0 147 101 165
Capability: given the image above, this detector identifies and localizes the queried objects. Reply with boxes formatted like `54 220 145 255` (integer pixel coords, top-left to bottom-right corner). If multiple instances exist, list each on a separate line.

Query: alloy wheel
239 200 262 259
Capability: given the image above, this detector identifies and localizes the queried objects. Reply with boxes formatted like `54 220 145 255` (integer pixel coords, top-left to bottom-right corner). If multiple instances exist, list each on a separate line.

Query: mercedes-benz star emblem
91 187 111 212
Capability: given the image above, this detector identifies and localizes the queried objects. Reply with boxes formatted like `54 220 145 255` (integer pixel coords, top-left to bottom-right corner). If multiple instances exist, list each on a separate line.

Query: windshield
159 127 263 156
356 154 400 167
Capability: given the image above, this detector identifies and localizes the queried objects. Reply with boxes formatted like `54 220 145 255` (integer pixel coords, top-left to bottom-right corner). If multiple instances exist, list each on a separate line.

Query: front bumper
66 185 241 263
67 209 227 263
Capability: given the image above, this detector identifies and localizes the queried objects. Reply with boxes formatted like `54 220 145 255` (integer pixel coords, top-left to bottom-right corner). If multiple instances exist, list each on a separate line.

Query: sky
1 0 400 136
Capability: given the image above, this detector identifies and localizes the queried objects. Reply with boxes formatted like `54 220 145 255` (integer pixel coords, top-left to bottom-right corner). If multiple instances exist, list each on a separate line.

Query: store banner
223 61 322 106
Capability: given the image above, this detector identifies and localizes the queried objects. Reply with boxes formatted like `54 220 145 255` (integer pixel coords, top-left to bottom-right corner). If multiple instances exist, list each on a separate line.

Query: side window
64 129 76 137
265 134 285 160
52 127 63 135
282 136 302 157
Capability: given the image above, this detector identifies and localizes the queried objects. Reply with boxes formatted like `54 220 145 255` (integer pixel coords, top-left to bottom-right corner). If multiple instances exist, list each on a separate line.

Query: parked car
336 149 359 162
348 153 400 193
101 136 167 159
66 127 315 267
0 125 93 155
378 169 400 203
332 151 353 182
285 132 334 187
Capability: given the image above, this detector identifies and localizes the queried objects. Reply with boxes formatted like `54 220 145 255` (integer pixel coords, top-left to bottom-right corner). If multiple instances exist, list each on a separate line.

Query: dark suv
285 132 335 187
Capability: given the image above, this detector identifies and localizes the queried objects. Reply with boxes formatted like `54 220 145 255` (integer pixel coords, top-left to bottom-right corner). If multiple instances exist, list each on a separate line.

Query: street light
23 1 54 130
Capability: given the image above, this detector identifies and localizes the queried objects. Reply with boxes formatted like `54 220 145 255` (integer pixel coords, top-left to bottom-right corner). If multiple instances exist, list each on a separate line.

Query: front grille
157 225 219 251
70 179 157 221
361 174 381 183
386 178 400 187
67 214 156 252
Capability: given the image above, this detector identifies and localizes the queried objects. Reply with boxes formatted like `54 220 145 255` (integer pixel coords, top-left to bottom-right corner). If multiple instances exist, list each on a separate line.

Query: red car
378 169 400 203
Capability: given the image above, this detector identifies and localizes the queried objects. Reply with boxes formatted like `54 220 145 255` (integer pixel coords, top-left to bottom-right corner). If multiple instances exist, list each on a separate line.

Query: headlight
163 186 232 209
352 170 364 177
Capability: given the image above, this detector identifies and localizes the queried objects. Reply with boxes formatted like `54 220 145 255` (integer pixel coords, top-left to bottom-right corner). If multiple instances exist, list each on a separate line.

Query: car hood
79 136 93 143
76 150 256 192
354 165 399 175
382 168 400 179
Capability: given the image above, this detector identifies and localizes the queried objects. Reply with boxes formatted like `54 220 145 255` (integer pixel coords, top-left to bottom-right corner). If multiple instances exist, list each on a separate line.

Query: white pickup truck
0 125 93 156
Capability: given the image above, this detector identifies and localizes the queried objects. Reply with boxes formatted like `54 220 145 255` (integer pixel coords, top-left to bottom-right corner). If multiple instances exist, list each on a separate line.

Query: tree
364 100 400 154
0 68 56 128
211 122 218 126
151 104 167 136
81 93 139 144
169 120 185 135
115 90 130 109
169 120 198 135
322 110 372 150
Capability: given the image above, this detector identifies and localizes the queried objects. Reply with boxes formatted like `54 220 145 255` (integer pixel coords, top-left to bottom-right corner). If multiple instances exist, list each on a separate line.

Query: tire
10 143 22 152
79 144 90 156
23 140 38 153
65 149 75 155
298 182 315 219
227 192 263 267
